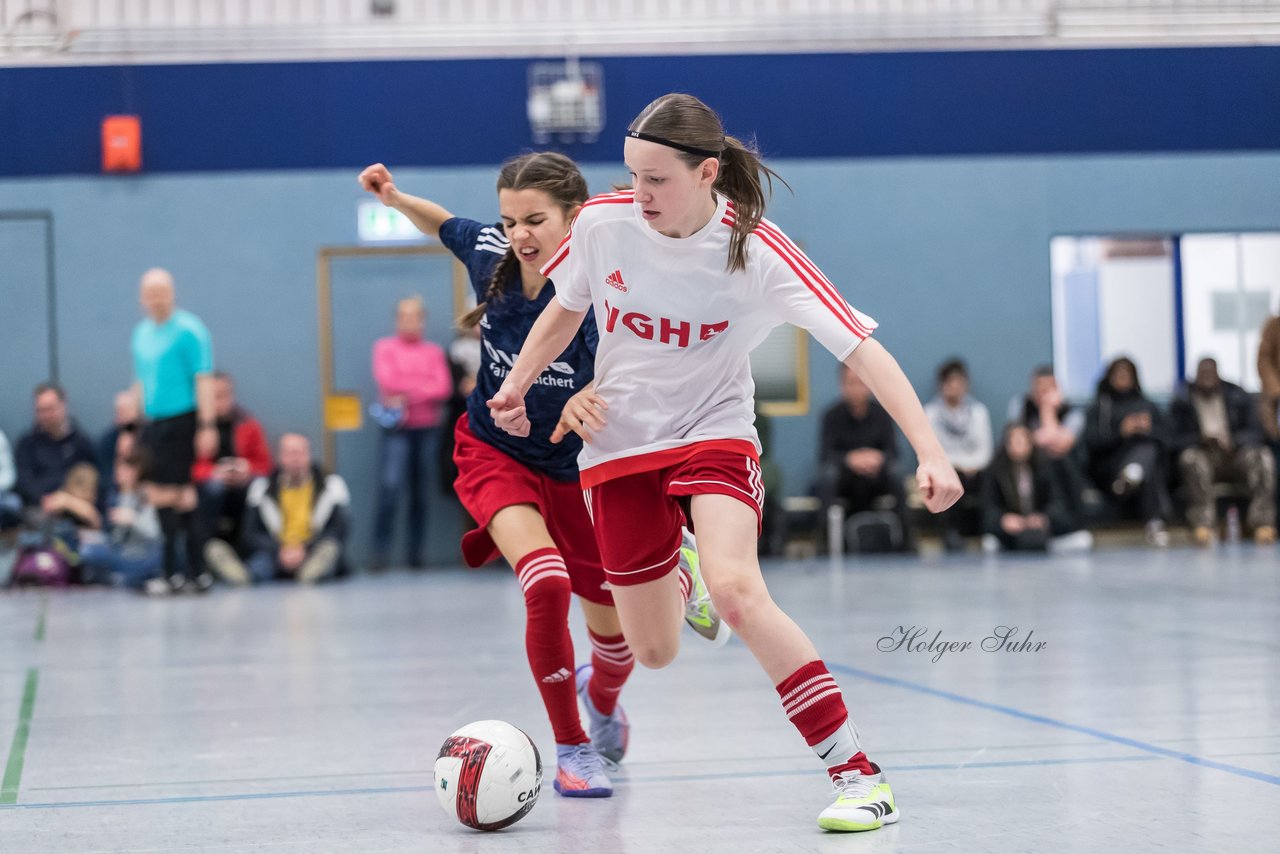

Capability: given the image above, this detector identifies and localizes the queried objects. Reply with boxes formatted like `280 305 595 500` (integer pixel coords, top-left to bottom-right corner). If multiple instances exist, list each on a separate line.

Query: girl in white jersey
490 94 963 832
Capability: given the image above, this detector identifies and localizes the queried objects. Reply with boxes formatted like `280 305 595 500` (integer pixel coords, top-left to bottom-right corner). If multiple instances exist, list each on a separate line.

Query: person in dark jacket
95 390 142 502
1084 356 1174 546
815 364 909 546
204 433 348 585
1171 357 1276 545
15 382 98 509
1007 365 1090 524
981 424 1092 553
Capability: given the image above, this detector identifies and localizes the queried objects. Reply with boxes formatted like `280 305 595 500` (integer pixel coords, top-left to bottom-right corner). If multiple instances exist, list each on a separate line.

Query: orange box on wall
102 115 142 172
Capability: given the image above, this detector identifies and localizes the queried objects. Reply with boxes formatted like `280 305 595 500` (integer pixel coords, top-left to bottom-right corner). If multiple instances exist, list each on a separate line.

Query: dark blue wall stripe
2 46 1278 176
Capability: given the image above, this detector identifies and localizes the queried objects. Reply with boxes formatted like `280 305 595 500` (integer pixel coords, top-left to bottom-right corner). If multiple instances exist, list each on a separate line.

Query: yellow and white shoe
817 765 899 832
678 529 731 647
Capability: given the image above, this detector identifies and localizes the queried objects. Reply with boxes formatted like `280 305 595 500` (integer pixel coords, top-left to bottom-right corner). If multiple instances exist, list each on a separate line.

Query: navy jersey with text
438 216 598 482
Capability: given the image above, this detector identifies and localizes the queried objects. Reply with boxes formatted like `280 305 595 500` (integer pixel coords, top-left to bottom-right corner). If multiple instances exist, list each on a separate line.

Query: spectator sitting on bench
1007 364 1090 526
195 371 273 559
204 433 349 585
981 424 1093 554
1084 356 1174 548
815 364 910 549
924 358 992 551
1172 357 1276 546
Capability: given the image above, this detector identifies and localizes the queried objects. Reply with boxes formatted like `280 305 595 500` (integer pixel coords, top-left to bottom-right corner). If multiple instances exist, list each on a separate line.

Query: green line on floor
1 668 40 805
34 595 47 642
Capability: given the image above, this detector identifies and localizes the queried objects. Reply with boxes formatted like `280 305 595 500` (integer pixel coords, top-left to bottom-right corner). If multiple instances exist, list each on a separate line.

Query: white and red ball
434 720 542 831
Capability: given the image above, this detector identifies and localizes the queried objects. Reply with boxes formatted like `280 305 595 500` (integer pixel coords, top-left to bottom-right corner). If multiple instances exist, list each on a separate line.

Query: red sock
586 629 634 716
776 660 874 777
516 548 587 746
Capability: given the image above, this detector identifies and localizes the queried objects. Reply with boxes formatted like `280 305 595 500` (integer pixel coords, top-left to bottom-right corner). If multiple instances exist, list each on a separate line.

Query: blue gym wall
2 47 1279 561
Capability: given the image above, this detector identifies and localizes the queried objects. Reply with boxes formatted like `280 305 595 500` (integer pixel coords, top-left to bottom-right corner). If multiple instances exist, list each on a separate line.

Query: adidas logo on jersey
541 667 573 684
602 298 730 349
605 269 628 293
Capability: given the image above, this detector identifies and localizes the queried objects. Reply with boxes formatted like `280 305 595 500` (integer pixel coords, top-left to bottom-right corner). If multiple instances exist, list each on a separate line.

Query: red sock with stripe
676 563 692 603
776 660 875 779
586 629 634 716
516 548 587 746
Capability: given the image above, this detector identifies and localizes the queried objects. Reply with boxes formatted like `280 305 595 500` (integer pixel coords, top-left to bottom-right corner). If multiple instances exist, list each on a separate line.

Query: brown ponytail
458 151 589 329
629 93 789 273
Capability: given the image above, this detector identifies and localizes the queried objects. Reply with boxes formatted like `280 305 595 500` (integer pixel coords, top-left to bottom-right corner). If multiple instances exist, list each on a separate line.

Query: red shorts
584 444 764 587
452 415 612 606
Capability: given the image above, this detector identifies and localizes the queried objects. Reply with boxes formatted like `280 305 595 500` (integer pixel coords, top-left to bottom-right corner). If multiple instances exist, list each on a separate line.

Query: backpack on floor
845 510 904 554
9 547 72 588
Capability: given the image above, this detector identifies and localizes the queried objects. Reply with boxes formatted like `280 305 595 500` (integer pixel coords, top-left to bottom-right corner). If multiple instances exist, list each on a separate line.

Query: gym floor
2 547 1278 853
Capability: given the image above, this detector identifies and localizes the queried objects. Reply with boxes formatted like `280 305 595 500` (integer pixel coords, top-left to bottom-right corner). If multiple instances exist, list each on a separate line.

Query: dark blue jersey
439 216 597 482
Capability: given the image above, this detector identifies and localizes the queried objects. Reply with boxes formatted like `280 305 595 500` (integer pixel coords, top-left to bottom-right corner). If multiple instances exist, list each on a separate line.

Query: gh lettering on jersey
603 298 729 349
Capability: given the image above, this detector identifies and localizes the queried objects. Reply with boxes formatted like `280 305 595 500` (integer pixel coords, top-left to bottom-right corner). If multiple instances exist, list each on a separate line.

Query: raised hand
358 163 400 206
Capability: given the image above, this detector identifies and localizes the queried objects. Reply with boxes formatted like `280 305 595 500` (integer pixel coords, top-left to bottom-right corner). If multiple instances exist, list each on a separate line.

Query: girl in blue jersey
360 154 722 798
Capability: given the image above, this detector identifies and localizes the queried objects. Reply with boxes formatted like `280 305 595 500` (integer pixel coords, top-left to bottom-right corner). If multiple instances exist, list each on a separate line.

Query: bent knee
632 642 678 670
706 573 771 630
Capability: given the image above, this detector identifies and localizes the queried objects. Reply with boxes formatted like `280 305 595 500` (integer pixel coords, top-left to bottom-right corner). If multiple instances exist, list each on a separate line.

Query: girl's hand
551 386 608 445
917 456 963 513
358 163 400 207
487 383 530 437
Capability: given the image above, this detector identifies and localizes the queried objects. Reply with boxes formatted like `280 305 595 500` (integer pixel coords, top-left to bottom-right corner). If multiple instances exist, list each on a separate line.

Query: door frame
316 244 468 471
0 210 58 381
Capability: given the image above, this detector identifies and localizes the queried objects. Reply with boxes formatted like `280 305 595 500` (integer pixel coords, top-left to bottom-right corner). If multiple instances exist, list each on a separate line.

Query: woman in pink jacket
371 296 452 569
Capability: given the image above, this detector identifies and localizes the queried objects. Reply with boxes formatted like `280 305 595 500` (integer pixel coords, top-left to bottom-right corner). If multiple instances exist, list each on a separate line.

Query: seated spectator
40 462 104 571
1084 356 1174 547
15 382 97 509
1172 357 1276 545
1007 365 1090 523
0 427 21 532
195 372 272 557
815 365 909 547
981 425 1093 554
80 452 163 589
924 358 992 551
204 433 349 585
96 390 142 494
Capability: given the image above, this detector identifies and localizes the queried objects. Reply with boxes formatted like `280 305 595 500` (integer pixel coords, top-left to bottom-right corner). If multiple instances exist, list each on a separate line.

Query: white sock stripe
518 553 567 572
783 678 840 713
780 673 835 704
786 686 843 719
517 554 567 578
592 651 635 666
520 568 571 592
591 639 631 652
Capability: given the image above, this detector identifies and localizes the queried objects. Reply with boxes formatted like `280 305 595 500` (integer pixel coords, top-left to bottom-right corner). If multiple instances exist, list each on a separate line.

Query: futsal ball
434 720 542 831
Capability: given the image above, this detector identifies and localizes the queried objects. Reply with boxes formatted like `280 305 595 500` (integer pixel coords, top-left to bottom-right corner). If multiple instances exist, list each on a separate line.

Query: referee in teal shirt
132 268 218 594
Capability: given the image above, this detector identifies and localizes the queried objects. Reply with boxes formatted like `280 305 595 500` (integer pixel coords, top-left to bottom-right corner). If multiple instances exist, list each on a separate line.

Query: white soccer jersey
543 190 877 486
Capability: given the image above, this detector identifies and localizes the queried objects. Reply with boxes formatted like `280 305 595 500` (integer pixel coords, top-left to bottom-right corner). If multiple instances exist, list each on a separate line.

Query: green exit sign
358 202 421 242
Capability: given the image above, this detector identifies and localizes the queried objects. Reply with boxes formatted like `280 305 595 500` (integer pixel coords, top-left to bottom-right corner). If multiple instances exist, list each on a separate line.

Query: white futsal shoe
678 529 731 647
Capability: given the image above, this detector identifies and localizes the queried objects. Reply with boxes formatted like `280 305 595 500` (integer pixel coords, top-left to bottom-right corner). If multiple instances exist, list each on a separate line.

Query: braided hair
458 152 589 329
